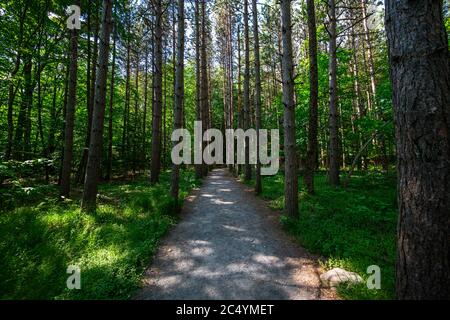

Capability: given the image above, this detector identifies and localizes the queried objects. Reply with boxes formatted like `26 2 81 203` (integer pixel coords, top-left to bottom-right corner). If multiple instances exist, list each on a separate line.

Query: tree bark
327 0 340 186
385 0 450 300
252 0 262 194
170 0 185 206
106 22 117 182
60 0 80 198
151 0 163 184
304 0 319 195
243 0 251 181
78 2 100 183
281 0 299 219
81 0 114 212
194 0 203 179
200 0 209 177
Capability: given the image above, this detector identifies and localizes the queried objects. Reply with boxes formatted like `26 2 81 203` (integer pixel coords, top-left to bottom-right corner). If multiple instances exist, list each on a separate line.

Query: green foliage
0 170 201 299
247 172 397 300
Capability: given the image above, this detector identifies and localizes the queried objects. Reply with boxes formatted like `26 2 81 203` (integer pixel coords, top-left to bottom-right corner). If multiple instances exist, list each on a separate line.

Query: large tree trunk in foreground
385 0 450 300
81 0 114 212
281 0 299 219
60 0 80 198
151 0 163 184
170 0 185 206
304 0 319 195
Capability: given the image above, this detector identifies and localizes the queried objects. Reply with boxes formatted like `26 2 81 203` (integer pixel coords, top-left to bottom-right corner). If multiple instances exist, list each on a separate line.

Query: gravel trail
135 168 334 300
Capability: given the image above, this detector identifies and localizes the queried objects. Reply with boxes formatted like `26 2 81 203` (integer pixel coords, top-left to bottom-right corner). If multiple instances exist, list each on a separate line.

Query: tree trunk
122 6 131 173
78 2 100 183
5 5 28 160
106 22 117 182
327 0 340 186
133 51 140 175
200 0 209 177
151 0 163 184
194 0 203 179
81 0 114 212
60 1 80 198
170 0 185 207
236 24 242 177
385 0 450 300
304 0 319 195
252 0 262 194
142 43 149 170
281 0 299 219
243 0 251 181
14 57 32 160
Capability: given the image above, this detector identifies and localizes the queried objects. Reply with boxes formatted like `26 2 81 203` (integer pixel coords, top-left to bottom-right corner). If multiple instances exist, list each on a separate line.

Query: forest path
135 168 333 300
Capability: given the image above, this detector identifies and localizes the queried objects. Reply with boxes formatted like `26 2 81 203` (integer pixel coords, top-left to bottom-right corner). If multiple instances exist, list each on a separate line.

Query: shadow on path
135 169 333 300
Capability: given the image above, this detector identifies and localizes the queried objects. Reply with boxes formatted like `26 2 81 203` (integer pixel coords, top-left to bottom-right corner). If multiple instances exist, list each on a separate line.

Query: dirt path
135 169 334 300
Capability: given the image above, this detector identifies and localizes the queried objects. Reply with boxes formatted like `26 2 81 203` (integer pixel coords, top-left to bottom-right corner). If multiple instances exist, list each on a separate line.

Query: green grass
0 170 201 299
244 171 397 300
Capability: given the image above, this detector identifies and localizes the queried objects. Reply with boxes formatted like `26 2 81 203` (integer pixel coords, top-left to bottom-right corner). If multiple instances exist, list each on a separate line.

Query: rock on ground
135 169 336 300
320 268 363 288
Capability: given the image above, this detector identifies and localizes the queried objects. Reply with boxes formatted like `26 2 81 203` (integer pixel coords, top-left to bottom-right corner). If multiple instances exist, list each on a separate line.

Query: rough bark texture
243 0 252 181
170 0 185 205
81 0 114 212
385 0 450 300
304 0 318 195
60 1 80 198
253 0 262 194
151 0 163 184
327 0 340 186
281 0 299 219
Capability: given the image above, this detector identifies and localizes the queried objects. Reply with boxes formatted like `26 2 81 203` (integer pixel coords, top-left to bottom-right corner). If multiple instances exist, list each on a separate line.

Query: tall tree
304 0 319 195
281 0 299 218
170 0 185 206
106 20 117 181
81 0 114 211
253 0 262 194
60 0 81 198
151 0 163 184
243 0 251 181
78 0 100 183
5 4 28 160
327 0 340 186
200 0 209 177
385 0 450 300
194 0 203 179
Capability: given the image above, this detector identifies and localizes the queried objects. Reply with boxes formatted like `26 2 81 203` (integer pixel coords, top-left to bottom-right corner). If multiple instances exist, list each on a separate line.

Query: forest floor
0 167 396 300
244 170 397 300
135 168 336 300
0 171 201 299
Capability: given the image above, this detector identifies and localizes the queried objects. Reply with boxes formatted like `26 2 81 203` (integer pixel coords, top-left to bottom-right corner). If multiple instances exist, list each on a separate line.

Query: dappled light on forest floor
136 169 328 300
